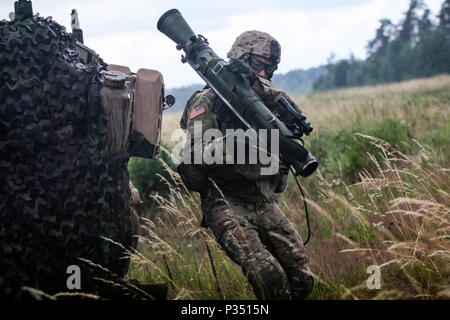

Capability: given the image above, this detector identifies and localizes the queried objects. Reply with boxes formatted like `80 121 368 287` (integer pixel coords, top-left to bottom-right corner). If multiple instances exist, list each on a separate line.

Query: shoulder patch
189 104 206 120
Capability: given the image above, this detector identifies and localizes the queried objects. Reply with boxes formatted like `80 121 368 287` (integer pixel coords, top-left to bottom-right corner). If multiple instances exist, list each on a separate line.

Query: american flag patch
189 104 206 120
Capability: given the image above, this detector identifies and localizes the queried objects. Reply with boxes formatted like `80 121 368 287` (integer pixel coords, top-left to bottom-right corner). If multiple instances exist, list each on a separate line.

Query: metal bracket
212 62 223 75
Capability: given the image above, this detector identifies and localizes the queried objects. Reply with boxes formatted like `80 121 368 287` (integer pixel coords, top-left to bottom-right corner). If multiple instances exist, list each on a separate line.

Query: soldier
178 31 314 300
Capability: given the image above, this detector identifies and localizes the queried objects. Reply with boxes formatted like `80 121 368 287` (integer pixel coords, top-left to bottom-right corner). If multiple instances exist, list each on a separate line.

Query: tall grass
124 140 448 300
295 137 449 299
125 159 254 299
126 75 450 300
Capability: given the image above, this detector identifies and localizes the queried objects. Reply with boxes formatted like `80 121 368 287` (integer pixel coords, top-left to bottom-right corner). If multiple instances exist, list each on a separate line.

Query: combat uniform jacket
179 76 302 203
179 77 314 300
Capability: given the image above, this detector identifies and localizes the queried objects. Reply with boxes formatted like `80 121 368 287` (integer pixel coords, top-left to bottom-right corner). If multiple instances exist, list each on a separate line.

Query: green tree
418 9 432 35
438 0 450 31
367 19 394 56
312 0 448 91
399 0 427 43
334 60 350 87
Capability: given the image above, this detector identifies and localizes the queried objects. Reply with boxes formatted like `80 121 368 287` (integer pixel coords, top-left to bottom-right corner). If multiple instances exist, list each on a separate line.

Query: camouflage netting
0 14 138 298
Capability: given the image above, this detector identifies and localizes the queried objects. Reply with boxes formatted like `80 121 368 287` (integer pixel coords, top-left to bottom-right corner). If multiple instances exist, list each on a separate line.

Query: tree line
314 0 450 90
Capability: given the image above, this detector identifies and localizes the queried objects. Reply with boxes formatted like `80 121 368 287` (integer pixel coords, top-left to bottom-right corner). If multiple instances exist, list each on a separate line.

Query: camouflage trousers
201 189 314 300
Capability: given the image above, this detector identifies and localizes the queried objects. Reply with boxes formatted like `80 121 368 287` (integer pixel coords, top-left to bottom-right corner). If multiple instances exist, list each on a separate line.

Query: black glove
225 59 257 85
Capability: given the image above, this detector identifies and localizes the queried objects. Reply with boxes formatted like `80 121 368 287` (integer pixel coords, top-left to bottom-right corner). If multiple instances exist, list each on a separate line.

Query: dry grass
124 139 449 300
297 137 450 299
126 160 254 299
161 112 183 144
294 74 450 137
126 74 450 300
161 75 450 139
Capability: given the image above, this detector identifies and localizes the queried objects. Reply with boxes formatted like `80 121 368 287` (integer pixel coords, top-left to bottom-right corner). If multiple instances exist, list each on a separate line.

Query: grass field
126 75 450 300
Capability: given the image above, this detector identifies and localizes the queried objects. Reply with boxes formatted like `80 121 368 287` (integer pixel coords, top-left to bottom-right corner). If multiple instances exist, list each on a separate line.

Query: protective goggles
248 56 278 75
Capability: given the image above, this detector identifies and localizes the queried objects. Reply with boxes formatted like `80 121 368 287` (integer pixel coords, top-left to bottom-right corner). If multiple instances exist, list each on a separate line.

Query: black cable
290 167 311 246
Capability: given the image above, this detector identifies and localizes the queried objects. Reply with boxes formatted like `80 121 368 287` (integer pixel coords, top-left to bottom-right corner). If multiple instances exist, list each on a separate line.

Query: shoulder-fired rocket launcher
157 9 318 177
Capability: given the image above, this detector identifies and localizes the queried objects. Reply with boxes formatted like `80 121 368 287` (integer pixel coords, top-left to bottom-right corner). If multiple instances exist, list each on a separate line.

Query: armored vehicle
0 0 173 299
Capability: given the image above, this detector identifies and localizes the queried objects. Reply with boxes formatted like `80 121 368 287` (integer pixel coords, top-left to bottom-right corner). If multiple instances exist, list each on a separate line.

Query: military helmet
227 30 281 64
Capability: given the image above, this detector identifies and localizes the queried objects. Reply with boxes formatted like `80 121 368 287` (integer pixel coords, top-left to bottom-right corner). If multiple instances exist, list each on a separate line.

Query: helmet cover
227 30 281 64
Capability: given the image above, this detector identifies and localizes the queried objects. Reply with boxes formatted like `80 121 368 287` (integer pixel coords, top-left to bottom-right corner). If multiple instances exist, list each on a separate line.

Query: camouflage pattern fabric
201 187 314 300
179 73 314 299
227 30 281 64
0 14 138 299
180 83 286 201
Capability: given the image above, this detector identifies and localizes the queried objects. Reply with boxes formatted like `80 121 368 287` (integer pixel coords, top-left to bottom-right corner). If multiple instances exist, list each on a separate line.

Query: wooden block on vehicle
134 68 164 146
107 64 132 75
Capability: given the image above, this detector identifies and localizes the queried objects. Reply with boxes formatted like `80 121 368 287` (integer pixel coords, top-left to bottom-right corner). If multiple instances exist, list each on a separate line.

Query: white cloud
1 0 445 88
203 0 445 75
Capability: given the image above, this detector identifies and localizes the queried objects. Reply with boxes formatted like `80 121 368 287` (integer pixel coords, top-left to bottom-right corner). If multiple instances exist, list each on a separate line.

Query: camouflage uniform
178 31 314 300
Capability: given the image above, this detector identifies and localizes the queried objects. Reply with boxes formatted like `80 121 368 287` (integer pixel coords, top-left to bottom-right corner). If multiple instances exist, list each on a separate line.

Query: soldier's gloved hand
226 59 257 85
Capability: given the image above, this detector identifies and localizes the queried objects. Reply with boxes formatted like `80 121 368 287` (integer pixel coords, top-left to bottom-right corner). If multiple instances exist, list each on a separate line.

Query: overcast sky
0 0 445 88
